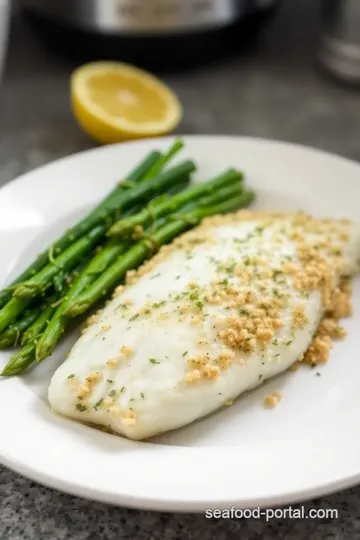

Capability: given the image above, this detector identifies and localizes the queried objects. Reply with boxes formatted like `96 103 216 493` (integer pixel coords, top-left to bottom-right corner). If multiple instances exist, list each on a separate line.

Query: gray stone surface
1 1 360 538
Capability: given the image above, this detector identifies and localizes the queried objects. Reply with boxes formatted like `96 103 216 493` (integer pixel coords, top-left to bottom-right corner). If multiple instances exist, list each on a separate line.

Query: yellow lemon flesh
71 62 183 144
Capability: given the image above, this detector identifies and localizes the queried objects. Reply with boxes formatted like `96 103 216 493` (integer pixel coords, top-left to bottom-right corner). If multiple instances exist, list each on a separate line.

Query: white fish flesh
48 212 360 440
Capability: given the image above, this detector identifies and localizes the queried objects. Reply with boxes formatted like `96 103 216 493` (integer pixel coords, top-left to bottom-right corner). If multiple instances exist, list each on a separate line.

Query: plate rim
3 133 360 198
1 446 360 513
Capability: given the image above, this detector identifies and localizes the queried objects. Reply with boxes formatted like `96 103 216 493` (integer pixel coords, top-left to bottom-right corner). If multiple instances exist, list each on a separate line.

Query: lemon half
71 62 183 144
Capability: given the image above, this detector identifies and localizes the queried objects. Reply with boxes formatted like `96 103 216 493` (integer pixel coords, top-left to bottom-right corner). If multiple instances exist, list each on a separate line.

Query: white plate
1 135 360 512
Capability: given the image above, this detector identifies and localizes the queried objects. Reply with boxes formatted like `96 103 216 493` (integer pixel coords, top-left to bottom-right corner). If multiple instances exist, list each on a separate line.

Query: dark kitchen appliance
22 0 281 71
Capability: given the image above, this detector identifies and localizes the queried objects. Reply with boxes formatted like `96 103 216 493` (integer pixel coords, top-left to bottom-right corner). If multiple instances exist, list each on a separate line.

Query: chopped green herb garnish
115 303 129 312
285 340 292 346
150 273 161 279
273 288 281 298
182 351 188 357
67 374 75 379
140 392 145 399
129 313 139 322
94 398 103 410
109 389 116 397
75 403 87 412
107 379 113 383
225 262 236 274
153 301 166 308
176 275 181 280
233 237 245 245
120 386 125 393
149 358 160 365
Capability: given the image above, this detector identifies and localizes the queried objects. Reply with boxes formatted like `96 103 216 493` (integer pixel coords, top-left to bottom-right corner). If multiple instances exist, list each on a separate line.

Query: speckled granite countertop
2 1 360 539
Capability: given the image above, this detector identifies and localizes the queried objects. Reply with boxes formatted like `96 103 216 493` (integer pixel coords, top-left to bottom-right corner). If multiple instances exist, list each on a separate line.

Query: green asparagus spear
34 267 111 361
65 189 255 318
21 302 58 346
107 169 243 237
18 260 89 345
2 281 81 373
0 150 162 310
34 237 131 361
1 341 37 376
1 266 88 374
1 266 87 373
171 181 246 213
142 138 184 181
13 160 196 301
0 305 43 349
0 259 91 333
13 224 108 300
133 181 247 235
0 297 33 334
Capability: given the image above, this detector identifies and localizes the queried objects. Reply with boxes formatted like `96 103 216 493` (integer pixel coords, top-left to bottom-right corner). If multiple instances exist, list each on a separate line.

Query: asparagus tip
64 302 86 317
35 343 52 363
107 223 130 238
13 283 40 299
1 363 19 377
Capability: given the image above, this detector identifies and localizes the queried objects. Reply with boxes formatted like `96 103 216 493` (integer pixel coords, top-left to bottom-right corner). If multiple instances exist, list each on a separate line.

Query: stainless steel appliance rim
22 0 275 35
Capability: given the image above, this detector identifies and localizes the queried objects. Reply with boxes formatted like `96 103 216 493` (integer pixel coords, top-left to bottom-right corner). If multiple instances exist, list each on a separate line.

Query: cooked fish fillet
49 212 360 440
